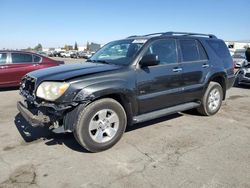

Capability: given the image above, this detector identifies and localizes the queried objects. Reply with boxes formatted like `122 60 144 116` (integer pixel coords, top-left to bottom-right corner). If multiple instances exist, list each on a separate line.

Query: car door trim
137 87 182 100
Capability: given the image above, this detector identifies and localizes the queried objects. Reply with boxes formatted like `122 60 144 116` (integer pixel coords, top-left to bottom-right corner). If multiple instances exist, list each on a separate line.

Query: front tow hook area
17 101 50 127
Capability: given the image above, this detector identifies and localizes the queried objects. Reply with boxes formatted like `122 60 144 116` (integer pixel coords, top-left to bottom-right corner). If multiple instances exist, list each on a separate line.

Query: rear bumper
17 101 50 127
227 75 236 89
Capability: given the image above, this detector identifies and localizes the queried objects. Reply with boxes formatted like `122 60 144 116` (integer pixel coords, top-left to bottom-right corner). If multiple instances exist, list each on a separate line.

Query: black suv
17 32 235 152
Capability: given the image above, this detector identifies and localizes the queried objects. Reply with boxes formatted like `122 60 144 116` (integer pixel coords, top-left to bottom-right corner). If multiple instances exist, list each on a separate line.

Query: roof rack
127 31 217 39
127 33 164 38
164 32 217 39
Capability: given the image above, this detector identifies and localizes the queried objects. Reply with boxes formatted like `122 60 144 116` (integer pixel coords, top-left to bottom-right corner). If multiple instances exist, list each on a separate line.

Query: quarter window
11 53 33 63
0 53 7 64
146 39 177 64
207 40 231 58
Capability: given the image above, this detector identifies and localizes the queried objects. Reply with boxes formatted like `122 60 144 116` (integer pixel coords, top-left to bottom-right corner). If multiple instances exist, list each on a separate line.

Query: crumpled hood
28 62 122 82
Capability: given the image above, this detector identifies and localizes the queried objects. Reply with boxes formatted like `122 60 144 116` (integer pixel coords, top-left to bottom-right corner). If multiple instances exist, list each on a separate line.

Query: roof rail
127 32 165 38
127 32 217 39
128 31 217 39
163 32 217 39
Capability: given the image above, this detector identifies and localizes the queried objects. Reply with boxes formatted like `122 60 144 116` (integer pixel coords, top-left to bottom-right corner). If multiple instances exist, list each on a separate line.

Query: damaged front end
17 75 94 133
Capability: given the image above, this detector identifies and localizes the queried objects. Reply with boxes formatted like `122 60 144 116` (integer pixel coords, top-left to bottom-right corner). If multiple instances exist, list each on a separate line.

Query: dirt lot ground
0 58 250 188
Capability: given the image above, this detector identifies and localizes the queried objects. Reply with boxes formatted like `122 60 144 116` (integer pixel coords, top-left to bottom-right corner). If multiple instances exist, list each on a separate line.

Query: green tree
64 45 73 51
86 41 90 51
74 42 78 50
34 43 42 51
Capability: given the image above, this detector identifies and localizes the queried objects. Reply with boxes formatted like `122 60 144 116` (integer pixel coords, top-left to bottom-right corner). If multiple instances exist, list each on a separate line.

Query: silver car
232 53 247 68
237 62 250 85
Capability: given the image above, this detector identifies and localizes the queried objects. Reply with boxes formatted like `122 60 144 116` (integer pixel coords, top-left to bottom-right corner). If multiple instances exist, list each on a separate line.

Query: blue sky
0 0 249 49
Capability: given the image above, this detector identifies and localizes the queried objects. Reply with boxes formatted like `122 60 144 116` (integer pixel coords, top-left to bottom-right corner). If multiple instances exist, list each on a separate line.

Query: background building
225 41 250 55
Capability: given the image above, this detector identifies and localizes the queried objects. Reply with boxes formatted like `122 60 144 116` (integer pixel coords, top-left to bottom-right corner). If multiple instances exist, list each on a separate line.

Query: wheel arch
64 88 136 131
92 92 134 127
207 73 227 100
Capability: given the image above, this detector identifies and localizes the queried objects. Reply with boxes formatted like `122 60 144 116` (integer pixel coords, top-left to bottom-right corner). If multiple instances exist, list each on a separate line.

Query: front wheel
73 98 127 152
197 82 223 116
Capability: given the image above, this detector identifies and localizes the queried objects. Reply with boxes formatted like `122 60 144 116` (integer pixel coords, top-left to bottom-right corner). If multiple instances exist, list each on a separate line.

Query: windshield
232 53 245 59
89 39 146 65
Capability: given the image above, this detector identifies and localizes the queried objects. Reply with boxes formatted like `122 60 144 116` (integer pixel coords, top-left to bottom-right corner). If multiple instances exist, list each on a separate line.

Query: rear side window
179 40 200 62
0 53 7 64
197 42 208 60
207 40 231 58
33 55 42 62
11 53 33 63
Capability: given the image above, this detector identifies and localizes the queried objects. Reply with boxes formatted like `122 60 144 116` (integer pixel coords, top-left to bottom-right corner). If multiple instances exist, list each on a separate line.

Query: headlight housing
36 82 69 101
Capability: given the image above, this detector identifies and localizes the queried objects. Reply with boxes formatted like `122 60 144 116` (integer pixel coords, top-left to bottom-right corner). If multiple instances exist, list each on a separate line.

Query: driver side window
146 39 177 65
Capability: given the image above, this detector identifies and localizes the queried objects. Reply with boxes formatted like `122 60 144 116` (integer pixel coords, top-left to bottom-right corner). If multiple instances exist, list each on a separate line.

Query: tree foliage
74 42 78 50
34 43 42 51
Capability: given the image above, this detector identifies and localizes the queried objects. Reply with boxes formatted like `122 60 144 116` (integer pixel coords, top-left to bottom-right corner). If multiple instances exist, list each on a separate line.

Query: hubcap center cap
99 119 109 130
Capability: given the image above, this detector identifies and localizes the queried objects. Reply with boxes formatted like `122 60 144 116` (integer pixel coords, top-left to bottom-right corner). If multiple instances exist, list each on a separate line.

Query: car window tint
98 43 142 60
207 40 231 58
11 53 33 63
33 55 42 62
197 41 208 60
180 39 199 62
0 53 7 64
146 39 177 65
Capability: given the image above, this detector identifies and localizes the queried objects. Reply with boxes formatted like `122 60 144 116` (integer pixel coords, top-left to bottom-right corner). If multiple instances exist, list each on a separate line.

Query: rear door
178 39 209 102
136 39 183 114
7 52 40 85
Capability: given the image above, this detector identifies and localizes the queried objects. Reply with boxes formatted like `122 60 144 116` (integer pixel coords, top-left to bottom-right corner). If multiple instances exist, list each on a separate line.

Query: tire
197 82 223 116
73 98 127 152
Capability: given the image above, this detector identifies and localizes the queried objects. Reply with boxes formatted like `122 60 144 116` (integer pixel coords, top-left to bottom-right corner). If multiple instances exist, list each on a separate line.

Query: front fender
63 80 137 131
73 79 136 102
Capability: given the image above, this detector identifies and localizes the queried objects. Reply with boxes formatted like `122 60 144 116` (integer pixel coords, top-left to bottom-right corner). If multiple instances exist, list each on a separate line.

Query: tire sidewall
76 99 127 152
205 83 223 115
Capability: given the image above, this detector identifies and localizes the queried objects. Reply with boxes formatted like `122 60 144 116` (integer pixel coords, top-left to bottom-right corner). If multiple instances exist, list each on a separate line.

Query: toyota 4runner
17 32 235 152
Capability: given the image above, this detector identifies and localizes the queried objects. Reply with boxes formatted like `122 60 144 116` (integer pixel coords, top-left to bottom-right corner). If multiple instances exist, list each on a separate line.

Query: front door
136 39 183 114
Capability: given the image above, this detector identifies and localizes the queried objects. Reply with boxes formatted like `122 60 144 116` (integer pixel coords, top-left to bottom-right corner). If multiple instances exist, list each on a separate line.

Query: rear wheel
73 98 127 152
197 82 223 116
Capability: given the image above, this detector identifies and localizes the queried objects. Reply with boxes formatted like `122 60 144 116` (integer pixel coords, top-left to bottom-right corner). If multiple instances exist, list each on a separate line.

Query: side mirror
139 54 160 67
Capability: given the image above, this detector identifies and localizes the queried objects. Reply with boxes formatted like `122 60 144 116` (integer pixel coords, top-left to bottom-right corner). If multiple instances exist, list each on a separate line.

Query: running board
133 102 200 123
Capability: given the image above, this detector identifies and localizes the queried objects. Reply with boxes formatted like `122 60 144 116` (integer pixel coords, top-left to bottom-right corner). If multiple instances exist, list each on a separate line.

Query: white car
60 51 71 58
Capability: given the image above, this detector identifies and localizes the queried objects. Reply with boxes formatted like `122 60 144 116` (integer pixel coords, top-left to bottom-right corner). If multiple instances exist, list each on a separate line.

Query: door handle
33 64 39 67
0 66 8 69
202 64 209 68
172 67 182 72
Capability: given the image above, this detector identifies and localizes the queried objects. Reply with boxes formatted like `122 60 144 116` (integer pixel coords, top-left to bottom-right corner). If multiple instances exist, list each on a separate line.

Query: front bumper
239 76 250 85
17 101 51 127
